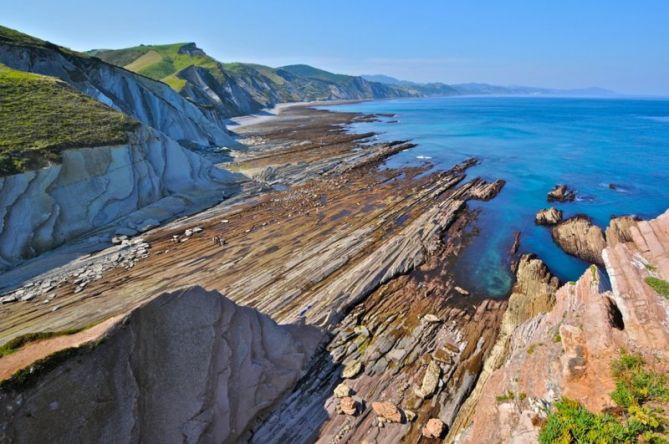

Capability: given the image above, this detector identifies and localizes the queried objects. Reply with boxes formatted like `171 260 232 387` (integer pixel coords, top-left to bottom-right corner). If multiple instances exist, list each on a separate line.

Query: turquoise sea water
322 97 669 297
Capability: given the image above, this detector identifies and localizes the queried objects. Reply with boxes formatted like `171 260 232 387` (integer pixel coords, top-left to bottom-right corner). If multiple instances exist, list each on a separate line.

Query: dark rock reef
547 184 576 202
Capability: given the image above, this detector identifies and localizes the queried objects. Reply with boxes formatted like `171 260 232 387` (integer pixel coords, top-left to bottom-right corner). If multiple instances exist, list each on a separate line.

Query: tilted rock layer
0 286 322 443
449 209 669 443
0 127 240 269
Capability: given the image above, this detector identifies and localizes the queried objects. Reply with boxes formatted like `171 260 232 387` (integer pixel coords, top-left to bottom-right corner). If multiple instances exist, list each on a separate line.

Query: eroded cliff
449 210 669 443
0 126 241 269
0 286 322 443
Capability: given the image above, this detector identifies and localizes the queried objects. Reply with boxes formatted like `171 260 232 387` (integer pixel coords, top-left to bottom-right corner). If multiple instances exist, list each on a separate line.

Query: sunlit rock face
0 127 241 269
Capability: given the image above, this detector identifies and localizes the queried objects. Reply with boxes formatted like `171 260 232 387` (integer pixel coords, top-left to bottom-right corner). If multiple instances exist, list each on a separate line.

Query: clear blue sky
5 0 669 95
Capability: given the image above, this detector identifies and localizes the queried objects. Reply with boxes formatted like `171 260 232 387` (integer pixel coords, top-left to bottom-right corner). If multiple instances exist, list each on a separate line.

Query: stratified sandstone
551 215 607 265
535 207 562 225
448 210 669 443
0 286 321 443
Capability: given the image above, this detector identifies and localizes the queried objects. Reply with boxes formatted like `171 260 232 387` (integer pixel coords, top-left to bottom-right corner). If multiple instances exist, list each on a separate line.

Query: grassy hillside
89 42 417 118
0 64 139 175
90 43 224 91
278 64 352 84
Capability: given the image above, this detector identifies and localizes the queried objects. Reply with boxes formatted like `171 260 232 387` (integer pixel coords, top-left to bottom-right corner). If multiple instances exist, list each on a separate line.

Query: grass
496 390 516 403
528 343 543 355
0 64 139 175
0 328 85 358
540 352 669 443
0 25 83 57
646 277 669 299
91 43 224 91
0 337 106 392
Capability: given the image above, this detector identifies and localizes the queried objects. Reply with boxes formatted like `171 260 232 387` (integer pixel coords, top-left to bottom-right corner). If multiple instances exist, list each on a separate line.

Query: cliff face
0 286 323 444
449 210 669 443
0 35 235 149
90 43 418 119
0 127 241 269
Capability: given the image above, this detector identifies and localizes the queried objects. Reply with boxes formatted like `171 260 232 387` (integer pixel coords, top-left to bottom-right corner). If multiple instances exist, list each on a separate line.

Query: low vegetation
0 328 85 358
646 277 669 299
540 352 669 443
0 64 138 175
90 43 223 91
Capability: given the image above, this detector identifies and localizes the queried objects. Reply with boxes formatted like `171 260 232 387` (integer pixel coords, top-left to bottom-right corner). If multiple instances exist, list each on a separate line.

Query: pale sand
225 100 364 130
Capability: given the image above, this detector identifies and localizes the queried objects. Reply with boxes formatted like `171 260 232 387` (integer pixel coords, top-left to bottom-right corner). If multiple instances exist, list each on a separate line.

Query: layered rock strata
448 210 669 443
0 38 235 148
0 127 241 269
0 286 322 443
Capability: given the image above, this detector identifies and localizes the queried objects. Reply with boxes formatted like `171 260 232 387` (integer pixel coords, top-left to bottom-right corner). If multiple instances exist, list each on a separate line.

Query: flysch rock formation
0 106 511 444
448 210 669 443
0 38 236 149
0 126 243 270
0 286 323 444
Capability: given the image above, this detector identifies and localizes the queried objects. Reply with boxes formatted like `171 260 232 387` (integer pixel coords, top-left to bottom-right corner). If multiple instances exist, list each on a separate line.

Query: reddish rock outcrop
372 401 403 423
422 418 447 438
448 209 669 443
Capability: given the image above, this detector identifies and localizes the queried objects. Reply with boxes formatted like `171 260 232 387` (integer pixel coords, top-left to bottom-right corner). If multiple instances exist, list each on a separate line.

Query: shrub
645 277 669 299
540 352 669 443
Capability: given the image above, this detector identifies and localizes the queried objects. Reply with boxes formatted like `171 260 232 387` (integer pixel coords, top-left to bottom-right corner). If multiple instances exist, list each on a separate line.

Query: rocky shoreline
0 106 511 442
1 105 668 443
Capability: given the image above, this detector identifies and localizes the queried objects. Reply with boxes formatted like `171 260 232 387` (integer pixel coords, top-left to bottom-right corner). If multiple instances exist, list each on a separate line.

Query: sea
321 96 669 297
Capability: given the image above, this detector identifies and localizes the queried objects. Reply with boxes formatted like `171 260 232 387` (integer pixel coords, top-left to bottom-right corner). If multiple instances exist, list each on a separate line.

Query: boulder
535 207 563 225
422 418 447 439
342 360 363 379
547 184 576 202
334 383 353 398
339 397 359 416
422 314 441 323
371 401 402 423
417 360 441 398
454 286 470 296
551 216 606 265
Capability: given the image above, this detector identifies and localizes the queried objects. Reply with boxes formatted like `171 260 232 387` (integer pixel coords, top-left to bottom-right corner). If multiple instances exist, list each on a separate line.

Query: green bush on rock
540 352 669 443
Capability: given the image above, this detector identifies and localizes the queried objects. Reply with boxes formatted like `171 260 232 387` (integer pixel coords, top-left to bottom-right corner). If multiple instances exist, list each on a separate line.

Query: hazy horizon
4 0 669 96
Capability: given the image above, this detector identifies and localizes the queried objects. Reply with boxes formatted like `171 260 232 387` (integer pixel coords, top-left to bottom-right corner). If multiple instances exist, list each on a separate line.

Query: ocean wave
637 115 669 124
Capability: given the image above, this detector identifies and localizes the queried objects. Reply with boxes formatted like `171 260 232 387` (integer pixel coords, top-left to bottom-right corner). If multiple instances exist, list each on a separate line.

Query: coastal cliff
0 126 241 269
90 44 418 119
449 210 669 443
0 26 235 149
0 286 322 443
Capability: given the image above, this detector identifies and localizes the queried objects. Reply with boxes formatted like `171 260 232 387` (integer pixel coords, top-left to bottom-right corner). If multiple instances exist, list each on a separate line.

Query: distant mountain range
362 74 616 97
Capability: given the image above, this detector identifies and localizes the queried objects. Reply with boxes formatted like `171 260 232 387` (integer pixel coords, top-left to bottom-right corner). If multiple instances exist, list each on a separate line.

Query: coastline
225 99 366 130
0 104 509 442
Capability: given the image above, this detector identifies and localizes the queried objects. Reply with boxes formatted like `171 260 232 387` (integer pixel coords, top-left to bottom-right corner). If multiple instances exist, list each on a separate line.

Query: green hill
0 64 139 175
89 44 416 118
278 64 352 84
89 42 222 91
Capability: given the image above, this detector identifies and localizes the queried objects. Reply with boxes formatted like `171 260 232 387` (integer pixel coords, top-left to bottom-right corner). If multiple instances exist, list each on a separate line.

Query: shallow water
321 96 669 297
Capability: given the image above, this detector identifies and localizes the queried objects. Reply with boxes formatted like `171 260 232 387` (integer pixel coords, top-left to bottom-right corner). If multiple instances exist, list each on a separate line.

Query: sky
4 0 669 95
